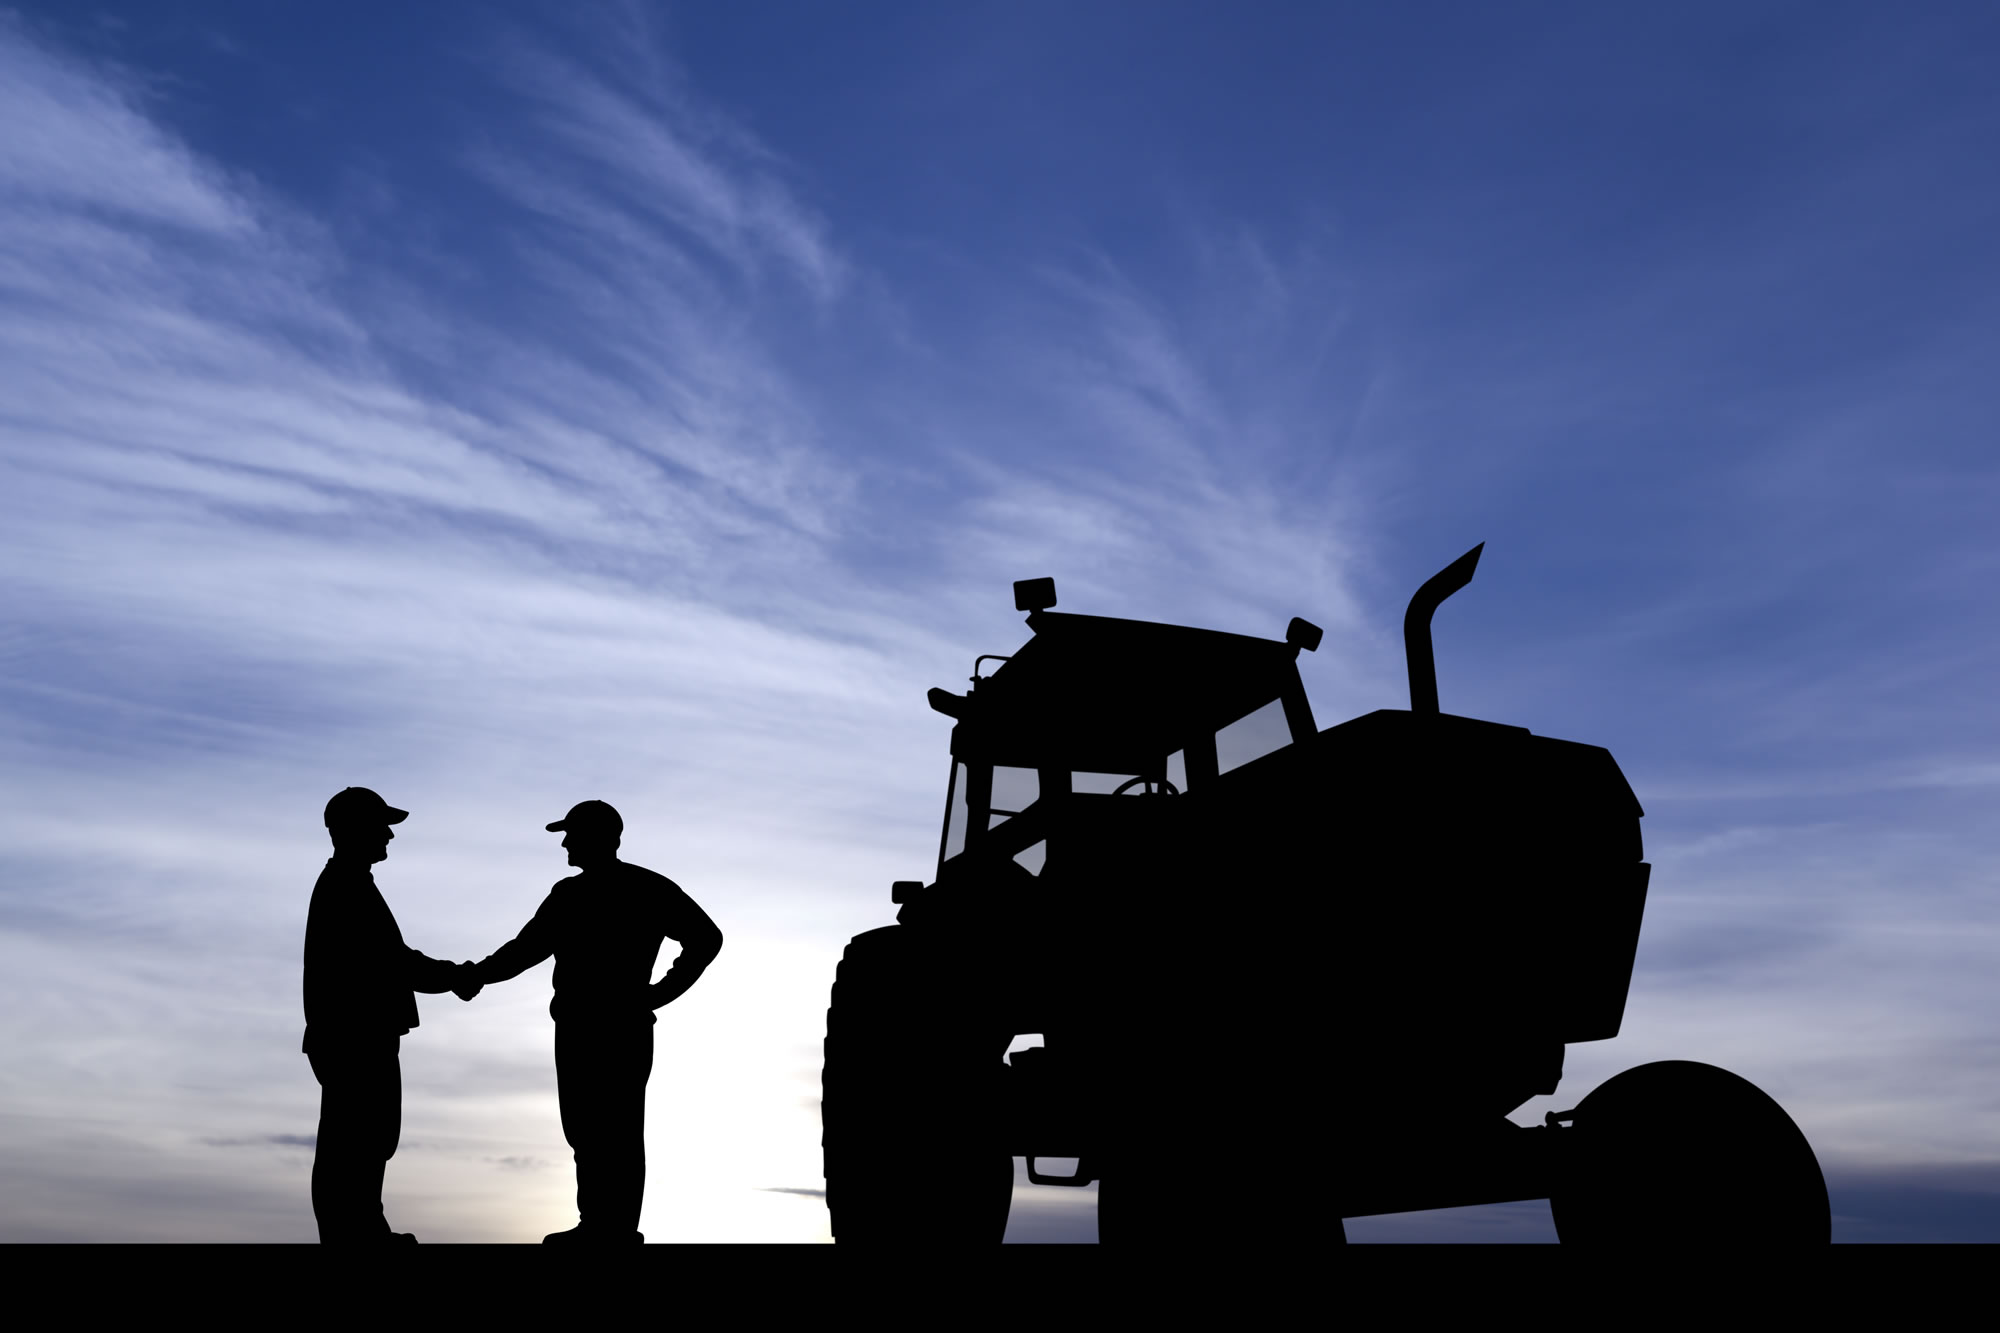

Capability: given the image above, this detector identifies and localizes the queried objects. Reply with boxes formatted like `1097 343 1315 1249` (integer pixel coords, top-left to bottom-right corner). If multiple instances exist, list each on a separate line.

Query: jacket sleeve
649 888 723 1009
474 892 559 984
404 946 467 995
307 868 428 1039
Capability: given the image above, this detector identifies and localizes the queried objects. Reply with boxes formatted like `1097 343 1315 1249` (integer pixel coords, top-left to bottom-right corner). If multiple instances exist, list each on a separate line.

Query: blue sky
1 1 1997 1242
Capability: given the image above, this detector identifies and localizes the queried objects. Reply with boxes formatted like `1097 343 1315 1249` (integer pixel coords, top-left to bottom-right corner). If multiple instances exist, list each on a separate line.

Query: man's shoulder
617 863 716 940
614 861 685 894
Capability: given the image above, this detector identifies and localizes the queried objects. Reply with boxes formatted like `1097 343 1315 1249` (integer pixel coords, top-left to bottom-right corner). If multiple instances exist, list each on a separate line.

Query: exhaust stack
1404 544 1484 715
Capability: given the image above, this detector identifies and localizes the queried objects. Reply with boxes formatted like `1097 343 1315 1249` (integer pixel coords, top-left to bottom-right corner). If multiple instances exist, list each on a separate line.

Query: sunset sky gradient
3 1 1998 1241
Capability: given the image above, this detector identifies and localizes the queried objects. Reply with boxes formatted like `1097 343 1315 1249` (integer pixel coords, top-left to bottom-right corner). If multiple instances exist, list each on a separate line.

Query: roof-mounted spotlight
927 687 969 718
1014 577 1057 612
1286 617 1324 653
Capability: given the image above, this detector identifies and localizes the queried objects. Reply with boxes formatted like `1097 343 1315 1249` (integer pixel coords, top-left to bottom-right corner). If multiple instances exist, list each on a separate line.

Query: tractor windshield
937 758 1189 872
940 763 1038 864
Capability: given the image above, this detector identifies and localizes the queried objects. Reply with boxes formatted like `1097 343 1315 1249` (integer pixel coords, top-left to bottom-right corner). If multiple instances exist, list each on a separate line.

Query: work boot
543 1226 643 1243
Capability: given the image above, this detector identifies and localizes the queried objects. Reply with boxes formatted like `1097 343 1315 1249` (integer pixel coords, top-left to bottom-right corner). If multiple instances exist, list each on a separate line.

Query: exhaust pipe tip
1404 543 1483 715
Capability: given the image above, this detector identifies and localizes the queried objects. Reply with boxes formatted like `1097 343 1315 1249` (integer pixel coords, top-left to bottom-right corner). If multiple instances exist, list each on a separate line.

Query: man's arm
649 891 723 1010
406 948 471 995
470 893 559 987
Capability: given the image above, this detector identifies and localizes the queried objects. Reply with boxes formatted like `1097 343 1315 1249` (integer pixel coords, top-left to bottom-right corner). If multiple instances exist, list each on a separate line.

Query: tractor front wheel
822 926 1014 1244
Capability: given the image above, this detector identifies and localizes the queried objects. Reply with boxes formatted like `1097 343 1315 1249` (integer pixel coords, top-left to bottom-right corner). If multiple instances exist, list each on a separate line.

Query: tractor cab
921 579 1324 878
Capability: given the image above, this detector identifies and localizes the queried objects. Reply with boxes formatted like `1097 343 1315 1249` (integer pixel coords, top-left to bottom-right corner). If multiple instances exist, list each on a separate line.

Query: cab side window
1216 699 1290 773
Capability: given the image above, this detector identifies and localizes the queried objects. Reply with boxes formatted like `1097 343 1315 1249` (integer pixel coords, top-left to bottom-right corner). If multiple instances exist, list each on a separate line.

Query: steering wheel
1111 776 1180 796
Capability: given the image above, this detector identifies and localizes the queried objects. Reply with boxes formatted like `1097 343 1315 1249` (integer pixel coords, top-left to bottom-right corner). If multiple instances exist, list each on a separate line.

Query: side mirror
891 880 923 904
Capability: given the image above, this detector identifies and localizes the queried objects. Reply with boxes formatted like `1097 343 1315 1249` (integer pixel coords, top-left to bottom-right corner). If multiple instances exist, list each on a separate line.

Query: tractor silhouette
822 547 1830 1244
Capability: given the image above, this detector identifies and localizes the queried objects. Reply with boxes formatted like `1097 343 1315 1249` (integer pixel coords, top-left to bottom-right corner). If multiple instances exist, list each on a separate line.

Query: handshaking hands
452 961 484 1002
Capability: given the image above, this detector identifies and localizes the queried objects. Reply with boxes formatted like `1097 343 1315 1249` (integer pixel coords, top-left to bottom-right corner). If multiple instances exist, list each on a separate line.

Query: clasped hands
451 964 665 1012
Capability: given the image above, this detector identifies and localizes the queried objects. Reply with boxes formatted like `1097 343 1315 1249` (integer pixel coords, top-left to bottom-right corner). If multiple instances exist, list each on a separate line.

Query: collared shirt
477 860 722 1023
302 858 463 1052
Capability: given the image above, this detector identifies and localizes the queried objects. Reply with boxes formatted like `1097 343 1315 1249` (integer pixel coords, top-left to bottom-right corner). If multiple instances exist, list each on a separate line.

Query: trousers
555 1019 655 1233
307 1036 401 1242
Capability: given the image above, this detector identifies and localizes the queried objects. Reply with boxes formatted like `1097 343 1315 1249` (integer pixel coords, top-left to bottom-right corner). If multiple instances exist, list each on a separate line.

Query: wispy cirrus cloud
477 32 845 306
202 1135 317 1148
0 19 251 235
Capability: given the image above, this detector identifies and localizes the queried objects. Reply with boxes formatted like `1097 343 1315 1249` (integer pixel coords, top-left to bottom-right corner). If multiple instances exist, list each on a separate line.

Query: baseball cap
547 800 623 835
324 787 409 828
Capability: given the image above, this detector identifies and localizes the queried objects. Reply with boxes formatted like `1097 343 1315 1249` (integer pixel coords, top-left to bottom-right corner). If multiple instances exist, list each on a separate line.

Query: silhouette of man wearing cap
462 800 722 1243
304 787 481 1244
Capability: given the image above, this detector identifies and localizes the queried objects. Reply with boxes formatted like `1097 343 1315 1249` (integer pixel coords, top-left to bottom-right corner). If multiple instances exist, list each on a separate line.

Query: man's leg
308 1038 402 1242
599 1021 654 1233
554 1020 654 1237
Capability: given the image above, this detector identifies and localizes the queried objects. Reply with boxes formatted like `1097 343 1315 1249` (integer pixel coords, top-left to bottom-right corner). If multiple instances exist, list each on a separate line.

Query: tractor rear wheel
1550 1060 1829 1245
822 925 1014 1244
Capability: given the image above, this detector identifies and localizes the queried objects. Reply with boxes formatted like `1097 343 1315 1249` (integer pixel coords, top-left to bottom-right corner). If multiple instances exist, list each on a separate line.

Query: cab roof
945 609 1304 773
